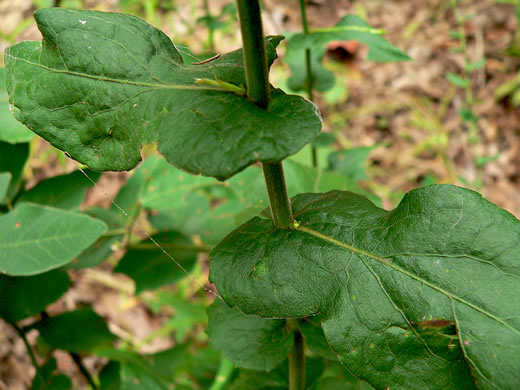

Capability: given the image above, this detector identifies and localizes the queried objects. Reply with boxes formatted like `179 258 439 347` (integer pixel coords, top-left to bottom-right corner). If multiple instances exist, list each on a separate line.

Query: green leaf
210 185 520 389
99 361 122 390
207 299 293 371
311 132 336 148
446 72 470 88
121 363 170 390
31 357 72 390
285 34 334 93
114 231 197 293
286 15 410 93
327 146 377 181
95 345 195 389
0 141 29 204
0 269 70 323
5 9 321 180
0 172 11 202
0 68 34 144
0 203 107 275
34 307 116 354
67 207 124 269
18 169 101 209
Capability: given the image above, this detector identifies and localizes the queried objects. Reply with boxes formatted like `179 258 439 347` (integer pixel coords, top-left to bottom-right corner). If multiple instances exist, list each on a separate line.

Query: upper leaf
286 14 411 93
210 185 520 389
0 203 107 275
5 8 321 180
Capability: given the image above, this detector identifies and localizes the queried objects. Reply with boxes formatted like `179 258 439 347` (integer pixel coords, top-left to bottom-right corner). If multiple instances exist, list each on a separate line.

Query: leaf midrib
6 55 231 93
297 225 520 336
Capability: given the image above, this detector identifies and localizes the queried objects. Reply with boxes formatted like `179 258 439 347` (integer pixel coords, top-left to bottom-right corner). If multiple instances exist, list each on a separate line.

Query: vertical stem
262 163 293 228
11 323 44 382
299 0 318 167
209 358 234 390
71 352 99 390
288 319 305 390
236 0 294 228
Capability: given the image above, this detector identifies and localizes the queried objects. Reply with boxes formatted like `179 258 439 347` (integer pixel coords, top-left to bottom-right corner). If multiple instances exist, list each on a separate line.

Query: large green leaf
0 68 34 144
0 203 107 275
114 231 197 293
34 307 116 354
210 185 520 389
18 169 101 209
0 141 29 203
0 269 70 323
286 15 411 93
5 8 321 180
207 299 293 371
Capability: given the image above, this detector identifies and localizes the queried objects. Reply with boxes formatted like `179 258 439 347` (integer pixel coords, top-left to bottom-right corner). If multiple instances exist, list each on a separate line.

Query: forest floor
0 0 519 388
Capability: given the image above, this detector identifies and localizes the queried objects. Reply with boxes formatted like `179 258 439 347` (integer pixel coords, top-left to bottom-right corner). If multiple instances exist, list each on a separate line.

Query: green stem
236 0 294 228
11 322 44 382
70 352 99 390
299 0 318 167
288 319 305 390
262 163 294 228
208 359 234 390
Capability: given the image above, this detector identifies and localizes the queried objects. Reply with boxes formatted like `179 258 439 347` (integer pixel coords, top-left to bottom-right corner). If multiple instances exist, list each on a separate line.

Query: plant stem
299 0 318 167
262 163 294 228
11 322 44 382
236 0 294 228
70 352 99 390
208 359 234 390
288 319 305 390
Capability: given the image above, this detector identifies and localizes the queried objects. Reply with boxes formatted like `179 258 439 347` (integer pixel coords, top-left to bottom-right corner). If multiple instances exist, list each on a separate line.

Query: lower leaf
210 185 520 389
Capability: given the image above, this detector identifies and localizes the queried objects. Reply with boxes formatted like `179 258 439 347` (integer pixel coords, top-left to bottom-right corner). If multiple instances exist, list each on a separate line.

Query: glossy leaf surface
0 67 34 143
114 231 197 293
5 9 320 179
207 299 292 371
0 269 70 323
34 308 116 354
0 203 107 275
286 15 411 92
210 185 520 389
